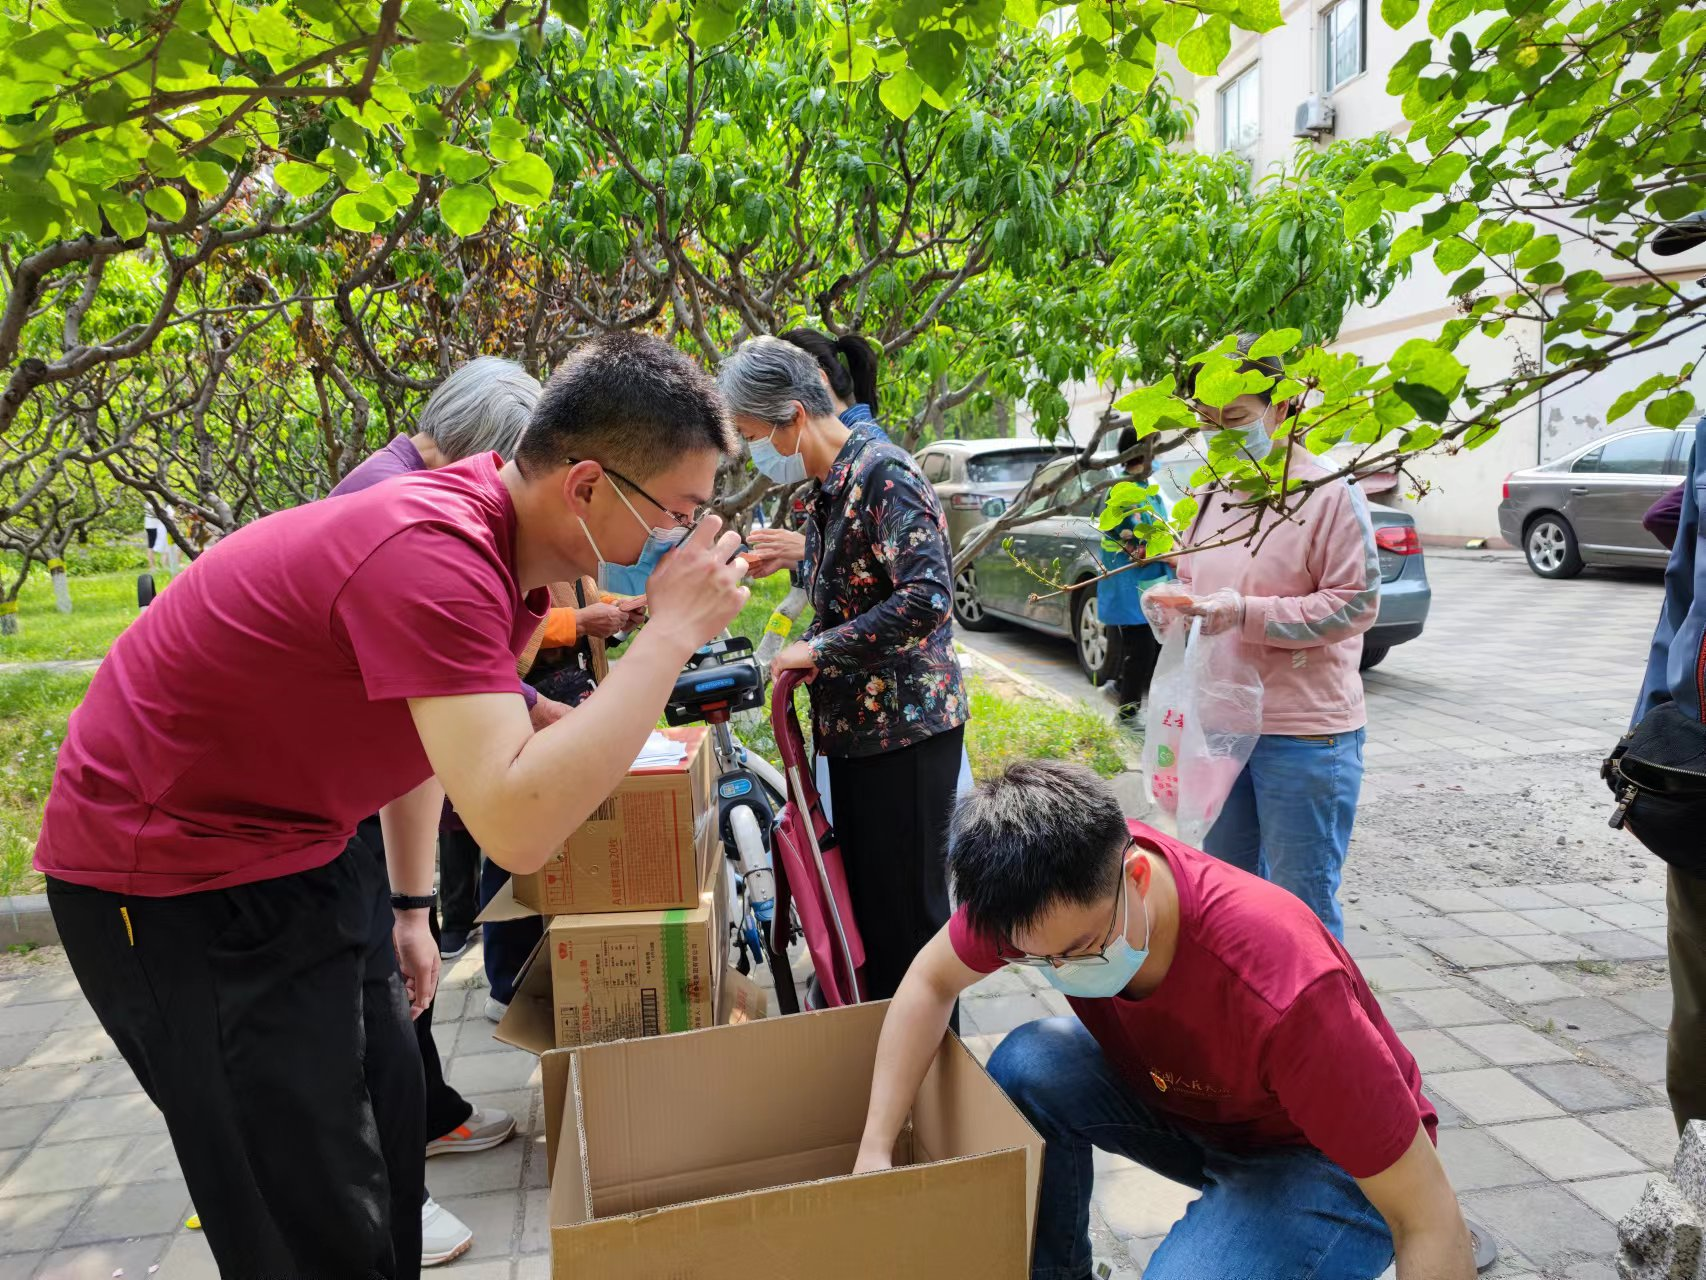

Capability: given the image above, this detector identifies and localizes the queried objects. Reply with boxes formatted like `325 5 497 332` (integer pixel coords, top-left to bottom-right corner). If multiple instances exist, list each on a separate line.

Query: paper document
633 731 688 769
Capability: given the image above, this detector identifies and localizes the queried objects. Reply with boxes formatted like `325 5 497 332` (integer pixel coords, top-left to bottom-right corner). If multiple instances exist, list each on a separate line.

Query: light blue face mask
749 423 809 485
578 480 688 596
1041 875 1152 1000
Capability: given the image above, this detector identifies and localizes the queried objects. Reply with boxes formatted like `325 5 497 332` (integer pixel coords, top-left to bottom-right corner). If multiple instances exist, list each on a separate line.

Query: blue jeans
990 1019 1394 1280
479 855 542 1006
1203 729 1365 939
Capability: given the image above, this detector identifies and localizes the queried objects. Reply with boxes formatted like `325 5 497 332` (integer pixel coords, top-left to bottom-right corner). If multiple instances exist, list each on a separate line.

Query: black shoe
439 929 471 960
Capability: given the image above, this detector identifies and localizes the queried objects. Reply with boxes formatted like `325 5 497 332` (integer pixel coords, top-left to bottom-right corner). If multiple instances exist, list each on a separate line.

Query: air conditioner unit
1294 95 1336 139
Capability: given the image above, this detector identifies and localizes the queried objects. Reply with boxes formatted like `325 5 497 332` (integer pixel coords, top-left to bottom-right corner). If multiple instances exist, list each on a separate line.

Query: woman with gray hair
719 335 967 1010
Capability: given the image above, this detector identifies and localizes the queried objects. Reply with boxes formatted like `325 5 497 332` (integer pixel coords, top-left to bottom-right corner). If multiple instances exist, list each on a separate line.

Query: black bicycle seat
664 637 767 725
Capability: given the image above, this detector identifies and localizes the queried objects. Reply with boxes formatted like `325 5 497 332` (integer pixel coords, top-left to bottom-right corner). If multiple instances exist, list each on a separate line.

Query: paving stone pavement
0 865 1678 1279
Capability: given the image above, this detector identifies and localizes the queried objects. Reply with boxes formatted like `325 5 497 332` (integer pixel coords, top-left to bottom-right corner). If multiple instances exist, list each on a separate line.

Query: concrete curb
1 893 58 950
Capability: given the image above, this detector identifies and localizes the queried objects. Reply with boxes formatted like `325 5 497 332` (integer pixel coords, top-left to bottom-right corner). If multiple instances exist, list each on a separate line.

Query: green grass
0 569 164 664
0 669 93 896
965 679 1127 781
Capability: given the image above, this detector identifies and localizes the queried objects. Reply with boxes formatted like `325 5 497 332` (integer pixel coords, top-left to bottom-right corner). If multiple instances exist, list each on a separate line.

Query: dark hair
516 333 736 480
948 760 1130 941
778 328 881 416
1180 333 1286 406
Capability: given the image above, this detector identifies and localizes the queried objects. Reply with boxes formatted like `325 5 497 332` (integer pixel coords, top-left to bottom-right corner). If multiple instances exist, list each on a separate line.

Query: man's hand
747 527 806 579
576 602 631 639
852 1146 894 1175
642 515 749 654
529 695 572 730
393 912 441 1018
771 640 818 683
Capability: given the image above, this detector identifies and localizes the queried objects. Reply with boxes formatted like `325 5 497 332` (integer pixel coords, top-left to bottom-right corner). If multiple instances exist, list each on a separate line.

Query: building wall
1180 0 1705 541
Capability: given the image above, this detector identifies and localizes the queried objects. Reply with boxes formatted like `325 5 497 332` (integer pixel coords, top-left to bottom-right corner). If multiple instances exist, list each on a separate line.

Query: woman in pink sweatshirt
1146 340 1381 938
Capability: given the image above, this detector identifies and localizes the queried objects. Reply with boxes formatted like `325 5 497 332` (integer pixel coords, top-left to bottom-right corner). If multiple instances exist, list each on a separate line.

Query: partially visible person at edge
746 328 887 577
854 761 1473 1280
324 354 631 1267
1645 482 1685 551
1144 335 1381 940
1631 413 1706 1136
1096 426 1175 724
719 336 968 1008
35 333 748 1280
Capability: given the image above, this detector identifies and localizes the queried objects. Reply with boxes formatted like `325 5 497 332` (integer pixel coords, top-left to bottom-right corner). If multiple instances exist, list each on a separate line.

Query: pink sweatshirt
1176 450 1380 736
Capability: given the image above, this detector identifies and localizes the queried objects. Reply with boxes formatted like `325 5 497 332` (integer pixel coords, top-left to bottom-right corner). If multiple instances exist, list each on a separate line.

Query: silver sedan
1497 428 1688 578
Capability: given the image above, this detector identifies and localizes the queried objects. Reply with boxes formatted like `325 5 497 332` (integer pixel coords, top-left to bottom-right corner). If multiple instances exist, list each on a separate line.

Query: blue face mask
749 424 809 485
1041 877 1151 1000
578 480 688 596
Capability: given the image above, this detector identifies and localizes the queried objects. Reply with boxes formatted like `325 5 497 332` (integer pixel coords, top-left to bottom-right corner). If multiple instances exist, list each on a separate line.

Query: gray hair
418 357 541 462
716 336 836 428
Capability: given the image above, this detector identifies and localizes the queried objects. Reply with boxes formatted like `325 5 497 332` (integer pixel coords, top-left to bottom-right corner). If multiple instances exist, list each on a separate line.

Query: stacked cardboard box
484 724 764 1052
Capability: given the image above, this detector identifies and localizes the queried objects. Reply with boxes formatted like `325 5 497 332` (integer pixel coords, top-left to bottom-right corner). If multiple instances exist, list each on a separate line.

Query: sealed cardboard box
494 855 728 1050
513 724 716 915
540 1001 1043 1279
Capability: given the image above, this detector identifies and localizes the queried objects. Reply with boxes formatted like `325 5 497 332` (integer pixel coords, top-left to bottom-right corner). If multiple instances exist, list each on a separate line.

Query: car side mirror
981 497 1006 518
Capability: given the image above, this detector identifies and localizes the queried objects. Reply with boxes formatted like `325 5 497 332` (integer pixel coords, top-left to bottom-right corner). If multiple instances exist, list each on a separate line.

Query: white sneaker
427 1105 516 1157
421 1196 473 1267
484 996 507 1024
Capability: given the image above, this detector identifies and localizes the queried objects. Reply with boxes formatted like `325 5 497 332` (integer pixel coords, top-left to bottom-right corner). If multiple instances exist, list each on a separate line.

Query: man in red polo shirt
856 760 1473 1280
36 333 749 1279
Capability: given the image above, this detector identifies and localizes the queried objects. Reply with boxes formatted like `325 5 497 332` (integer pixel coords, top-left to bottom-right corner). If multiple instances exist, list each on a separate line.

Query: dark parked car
915 438 1077 549
952 455 1430 678
1497 427 1689 578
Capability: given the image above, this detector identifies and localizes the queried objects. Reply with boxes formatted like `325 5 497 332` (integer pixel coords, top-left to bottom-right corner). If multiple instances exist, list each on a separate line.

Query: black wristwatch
389 892 437 911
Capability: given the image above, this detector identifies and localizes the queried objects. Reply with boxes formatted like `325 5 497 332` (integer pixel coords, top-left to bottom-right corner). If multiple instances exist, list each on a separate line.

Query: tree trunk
50 565 71 613
0 604 17 636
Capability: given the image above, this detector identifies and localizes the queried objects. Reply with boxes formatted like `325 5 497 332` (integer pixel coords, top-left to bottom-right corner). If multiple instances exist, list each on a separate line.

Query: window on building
1323 0 1365 89
1219 65 1260 157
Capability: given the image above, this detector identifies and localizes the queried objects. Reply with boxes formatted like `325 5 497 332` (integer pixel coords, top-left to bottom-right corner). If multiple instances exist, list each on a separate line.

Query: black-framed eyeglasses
995 840 1136 968
573 459 710 531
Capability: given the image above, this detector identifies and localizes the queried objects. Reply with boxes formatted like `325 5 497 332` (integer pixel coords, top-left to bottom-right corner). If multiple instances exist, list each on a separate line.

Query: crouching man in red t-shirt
855 760 1474 1280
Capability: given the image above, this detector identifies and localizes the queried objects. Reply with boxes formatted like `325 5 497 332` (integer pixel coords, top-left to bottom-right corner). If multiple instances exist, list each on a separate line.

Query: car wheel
1358 644 1389 672
953 565 999 631
1523 513 1585 579
1074 587 1122 685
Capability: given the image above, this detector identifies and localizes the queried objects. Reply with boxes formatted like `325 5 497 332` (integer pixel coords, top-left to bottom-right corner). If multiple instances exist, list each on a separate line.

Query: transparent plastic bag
1142 618 1265 846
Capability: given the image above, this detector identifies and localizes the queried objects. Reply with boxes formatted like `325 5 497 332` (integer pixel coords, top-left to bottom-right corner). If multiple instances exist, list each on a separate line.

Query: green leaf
1343 190 1384 236
469 30 520 80
491 153 555 207
689 0 742 46
1392 382 1451 422
1246 328 1301 360
1076 1 1112 42
551 0 590 26
183 159 226 194
879 68 925 120
1514 234 1560 269
439 183 496 236
405 1 467 40
99 193 145 239
144 185 186 220
331 191 378 232
1647 393 1696 431
1176 15 1231 76
63 0 118 23
1432 237 1476 272
489 116 529 163
909 29 966 92
1380 0 1418 28
441 147 491 183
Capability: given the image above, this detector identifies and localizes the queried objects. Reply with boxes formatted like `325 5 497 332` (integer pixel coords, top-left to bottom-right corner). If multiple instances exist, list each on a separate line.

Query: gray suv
1497 428 1689 578
915 439 1076 549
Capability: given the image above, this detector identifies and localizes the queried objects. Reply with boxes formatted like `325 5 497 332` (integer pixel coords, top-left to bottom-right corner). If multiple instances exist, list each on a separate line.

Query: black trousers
352 816 472 1149
47 844 425 1280
828 725 966 1008
1114 624 1162 718
436 827 482 937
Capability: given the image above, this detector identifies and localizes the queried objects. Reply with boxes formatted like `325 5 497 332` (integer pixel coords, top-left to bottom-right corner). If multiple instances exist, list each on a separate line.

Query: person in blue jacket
1098 427 1175 723
1631 409 1706 1135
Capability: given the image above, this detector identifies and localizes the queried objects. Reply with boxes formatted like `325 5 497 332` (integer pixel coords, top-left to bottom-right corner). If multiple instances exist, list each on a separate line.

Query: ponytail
778 327 882 416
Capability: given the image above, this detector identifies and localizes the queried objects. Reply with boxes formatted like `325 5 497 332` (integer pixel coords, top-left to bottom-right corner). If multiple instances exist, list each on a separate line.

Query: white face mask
749 421 809 485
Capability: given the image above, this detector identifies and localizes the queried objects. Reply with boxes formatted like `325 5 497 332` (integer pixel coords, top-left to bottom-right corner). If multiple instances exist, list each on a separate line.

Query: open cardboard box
540 1000 1043 1278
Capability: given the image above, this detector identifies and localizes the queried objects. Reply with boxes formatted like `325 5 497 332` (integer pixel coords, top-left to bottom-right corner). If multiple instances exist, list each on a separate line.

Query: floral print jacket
802 425 968 759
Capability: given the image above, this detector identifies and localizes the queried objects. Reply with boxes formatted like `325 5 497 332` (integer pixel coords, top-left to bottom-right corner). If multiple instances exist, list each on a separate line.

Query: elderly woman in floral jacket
720 336 968 1005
